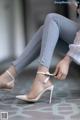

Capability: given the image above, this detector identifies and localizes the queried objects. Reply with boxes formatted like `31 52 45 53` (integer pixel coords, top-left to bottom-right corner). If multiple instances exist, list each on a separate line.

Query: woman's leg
0 26 44 88
38 13 80 68
12 26 43 74
12 14 80 75
12 14 59 74
25 13 80 100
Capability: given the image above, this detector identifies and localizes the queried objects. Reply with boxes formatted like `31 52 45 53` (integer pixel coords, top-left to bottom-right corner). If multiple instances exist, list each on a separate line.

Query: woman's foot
26 73 53 99
16 66 54 103
0 65 16 89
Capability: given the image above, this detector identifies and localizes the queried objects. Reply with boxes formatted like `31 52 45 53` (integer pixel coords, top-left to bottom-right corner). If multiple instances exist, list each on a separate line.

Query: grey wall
0 0 12 61
0 0 25 62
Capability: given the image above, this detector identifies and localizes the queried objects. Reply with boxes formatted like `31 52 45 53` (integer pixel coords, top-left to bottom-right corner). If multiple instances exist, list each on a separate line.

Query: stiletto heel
16 71 54 103
49 86 54 104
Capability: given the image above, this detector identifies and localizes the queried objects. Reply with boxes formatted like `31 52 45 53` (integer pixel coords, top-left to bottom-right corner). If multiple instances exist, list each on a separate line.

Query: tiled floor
0 64 80 120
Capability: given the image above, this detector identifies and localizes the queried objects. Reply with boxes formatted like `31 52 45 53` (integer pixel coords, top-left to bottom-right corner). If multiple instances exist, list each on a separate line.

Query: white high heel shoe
16 71 54 103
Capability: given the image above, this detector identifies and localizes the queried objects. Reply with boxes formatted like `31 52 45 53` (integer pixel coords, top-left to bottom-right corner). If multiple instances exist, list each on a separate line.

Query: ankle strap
37 71 54 84
6 70 15 81
37 71 54 77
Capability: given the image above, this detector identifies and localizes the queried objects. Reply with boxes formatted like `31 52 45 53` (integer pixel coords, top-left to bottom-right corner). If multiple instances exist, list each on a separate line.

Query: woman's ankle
35 65 50 83
37 65 49 73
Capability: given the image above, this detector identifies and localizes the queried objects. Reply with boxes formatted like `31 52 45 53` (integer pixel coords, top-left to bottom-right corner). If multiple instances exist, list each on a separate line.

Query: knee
45 13 59 21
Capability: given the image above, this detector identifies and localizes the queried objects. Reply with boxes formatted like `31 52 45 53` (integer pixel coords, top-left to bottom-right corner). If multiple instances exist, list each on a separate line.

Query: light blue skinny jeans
12 13 80 74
